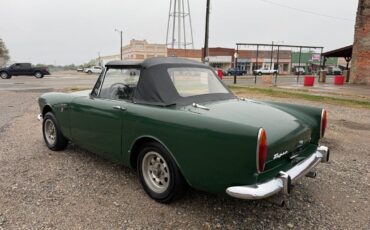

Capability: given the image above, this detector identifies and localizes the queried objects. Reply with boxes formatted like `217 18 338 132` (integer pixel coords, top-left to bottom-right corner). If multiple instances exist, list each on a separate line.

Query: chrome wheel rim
142 151 170 193
35 72 42 78
0 73 7 79
44 119 56 145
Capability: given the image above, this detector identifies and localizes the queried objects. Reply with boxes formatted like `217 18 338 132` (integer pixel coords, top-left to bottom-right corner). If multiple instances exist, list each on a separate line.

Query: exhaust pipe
266 196 285 207
305 171 317 178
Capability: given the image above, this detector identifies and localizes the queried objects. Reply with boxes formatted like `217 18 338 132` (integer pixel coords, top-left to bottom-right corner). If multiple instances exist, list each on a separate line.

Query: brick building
167 48 202 62
351 0 370 84
122 39 167 60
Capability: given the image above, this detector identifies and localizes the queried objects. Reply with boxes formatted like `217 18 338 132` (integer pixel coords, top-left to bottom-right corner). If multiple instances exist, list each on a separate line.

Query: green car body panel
38 89 324 194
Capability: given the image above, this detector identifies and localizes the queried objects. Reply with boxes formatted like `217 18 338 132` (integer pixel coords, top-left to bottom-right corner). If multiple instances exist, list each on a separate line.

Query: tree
0 38 10 64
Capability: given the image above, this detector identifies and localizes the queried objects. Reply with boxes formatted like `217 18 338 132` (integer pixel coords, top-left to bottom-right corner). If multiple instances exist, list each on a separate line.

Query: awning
322 45 352 58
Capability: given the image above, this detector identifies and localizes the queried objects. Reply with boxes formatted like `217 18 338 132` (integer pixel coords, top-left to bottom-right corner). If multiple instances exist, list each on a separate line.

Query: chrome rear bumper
226 146 330 200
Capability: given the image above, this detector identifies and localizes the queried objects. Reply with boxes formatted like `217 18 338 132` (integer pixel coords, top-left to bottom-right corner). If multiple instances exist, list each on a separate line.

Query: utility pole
115 29 123 60
203 0 210 63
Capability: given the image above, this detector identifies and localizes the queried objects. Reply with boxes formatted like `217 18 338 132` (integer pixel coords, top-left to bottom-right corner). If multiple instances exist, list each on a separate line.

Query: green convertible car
38 57 329 203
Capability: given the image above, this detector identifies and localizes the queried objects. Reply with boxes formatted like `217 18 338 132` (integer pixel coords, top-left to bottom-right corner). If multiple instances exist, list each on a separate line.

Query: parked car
84 66 102 74
226 68 247 76
327 67 343 75
253 67 278 75
294 67 305 75
76 67 84 72
38 57 329 203
0 63 50 79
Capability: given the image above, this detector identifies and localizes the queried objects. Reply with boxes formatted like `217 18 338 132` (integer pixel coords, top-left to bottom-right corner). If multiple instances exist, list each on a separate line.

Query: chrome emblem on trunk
273 150 289 160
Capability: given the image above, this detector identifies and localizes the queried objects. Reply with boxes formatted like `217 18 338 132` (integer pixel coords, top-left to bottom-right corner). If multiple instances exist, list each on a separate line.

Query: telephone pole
203 0 210 63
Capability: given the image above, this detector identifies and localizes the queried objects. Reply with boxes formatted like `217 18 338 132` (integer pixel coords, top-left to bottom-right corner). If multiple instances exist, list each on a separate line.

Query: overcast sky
0 0 358 65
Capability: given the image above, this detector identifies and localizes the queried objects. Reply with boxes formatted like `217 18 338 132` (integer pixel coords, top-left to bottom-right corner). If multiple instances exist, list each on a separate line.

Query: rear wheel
42 112 68 151
0 72 9 79
137 142 187 203
258 72 262 76
87 70 92 75
34 71 44 78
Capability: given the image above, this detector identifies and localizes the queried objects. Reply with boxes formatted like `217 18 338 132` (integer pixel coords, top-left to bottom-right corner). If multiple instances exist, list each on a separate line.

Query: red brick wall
351 0 370 84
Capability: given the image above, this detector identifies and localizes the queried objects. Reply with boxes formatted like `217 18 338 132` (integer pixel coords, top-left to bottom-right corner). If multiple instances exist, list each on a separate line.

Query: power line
260 0 353 22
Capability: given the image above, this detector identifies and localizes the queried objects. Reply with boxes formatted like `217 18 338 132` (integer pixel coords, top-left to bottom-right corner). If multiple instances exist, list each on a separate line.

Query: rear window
168 67 228 97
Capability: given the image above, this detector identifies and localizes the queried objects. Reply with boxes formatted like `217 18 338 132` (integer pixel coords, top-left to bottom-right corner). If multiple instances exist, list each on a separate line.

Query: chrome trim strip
226 145 329 200
192 103 210 110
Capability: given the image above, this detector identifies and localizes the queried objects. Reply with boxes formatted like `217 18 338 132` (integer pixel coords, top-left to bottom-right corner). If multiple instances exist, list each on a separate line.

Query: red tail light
321 109 327 138
257 128 268 173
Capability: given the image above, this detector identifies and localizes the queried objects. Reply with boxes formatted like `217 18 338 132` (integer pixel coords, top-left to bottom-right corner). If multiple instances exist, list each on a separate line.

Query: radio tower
166 0 194 49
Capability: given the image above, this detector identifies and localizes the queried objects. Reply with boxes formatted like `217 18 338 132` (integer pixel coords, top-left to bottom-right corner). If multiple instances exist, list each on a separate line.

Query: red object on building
217 69 223 79
334 75 345 85
304 76 315 86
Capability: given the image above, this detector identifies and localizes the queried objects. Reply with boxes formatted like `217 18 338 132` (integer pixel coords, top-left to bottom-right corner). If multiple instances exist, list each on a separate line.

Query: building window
283 64 289 71
136 54 145 59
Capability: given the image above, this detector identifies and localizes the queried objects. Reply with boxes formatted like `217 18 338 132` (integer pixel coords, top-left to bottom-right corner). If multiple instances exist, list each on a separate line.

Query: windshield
168 67 229 97
99 68 140 100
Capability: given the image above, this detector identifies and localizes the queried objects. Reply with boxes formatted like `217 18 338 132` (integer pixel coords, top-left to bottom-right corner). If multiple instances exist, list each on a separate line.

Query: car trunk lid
185 99 312 164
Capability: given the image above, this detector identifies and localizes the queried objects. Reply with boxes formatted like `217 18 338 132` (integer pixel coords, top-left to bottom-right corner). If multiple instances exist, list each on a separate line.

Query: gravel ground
0 90 369 229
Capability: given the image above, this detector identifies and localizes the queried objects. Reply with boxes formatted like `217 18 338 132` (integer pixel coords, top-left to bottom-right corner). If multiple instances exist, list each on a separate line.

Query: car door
70 67 140 163
20 63 32 75
70 95 125 163
11 64 22 75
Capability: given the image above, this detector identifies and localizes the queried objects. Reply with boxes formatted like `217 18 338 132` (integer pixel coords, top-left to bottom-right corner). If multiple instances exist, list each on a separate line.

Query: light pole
115 29 123 60
270 41 274 70
98 52 101 66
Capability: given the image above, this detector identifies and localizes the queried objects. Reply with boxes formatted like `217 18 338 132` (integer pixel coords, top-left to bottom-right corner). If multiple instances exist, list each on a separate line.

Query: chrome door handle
112 105 127 111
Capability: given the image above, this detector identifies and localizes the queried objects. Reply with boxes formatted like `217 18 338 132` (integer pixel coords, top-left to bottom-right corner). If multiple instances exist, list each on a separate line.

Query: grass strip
229 85 370 109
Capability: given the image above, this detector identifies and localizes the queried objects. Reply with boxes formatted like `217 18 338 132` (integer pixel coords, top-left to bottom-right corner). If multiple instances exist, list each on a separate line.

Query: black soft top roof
105 57 208 69
106 57 235 106
105 60 142 68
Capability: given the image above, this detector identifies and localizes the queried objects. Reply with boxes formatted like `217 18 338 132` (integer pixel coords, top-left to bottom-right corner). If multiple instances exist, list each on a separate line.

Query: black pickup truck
0 63 50 79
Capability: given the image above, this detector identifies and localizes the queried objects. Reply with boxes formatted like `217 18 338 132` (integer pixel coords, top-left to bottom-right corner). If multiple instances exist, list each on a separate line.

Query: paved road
0 71 97 91
0 72 95 130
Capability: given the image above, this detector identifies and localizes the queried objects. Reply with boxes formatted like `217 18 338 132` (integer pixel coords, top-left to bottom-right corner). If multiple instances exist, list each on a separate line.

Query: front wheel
42 112 68 151
137 142 187 203
34 71 44 78
0 72 9 79
258 72 262 76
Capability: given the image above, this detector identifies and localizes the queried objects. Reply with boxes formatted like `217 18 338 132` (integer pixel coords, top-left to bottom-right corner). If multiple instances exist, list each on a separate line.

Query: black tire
137 142 187 203
87 70 92 75
0 72 9 79
42 112 68 151
34 71 44 78
258 72 262 76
